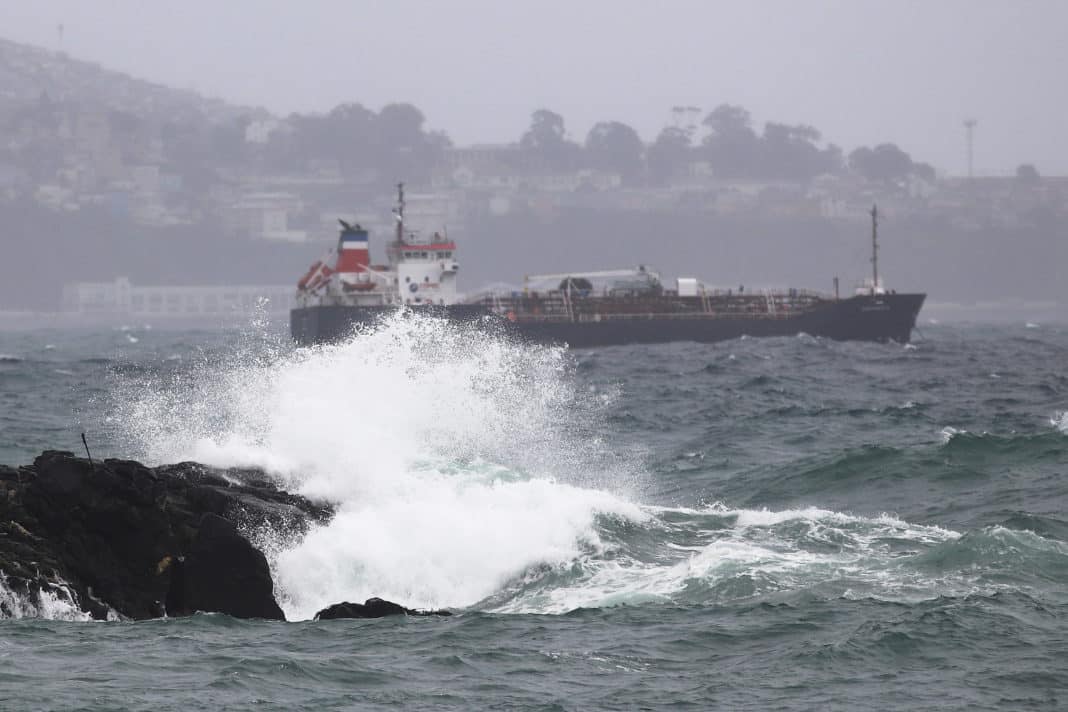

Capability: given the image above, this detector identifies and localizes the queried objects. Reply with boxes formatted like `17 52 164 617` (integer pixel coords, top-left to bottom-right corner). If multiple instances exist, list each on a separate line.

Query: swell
483 501 1068 615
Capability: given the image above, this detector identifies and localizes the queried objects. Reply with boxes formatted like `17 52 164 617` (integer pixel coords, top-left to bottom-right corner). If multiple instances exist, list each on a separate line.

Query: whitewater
1 317 1067 710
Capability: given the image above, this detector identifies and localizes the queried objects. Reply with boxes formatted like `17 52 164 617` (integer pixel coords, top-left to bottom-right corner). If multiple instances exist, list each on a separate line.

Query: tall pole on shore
870 204 879 295
963 119 977 179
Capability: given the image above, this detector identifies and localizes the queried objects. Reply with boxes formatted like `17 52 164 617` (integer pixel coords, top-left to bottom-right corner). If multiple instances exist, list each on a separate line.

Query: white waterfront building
62 277 294 317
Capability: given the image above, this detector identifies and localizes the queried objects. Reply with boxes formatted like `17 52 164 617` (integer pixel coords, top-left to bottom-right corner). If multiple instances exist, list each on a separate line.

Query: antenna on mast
870 204 879 295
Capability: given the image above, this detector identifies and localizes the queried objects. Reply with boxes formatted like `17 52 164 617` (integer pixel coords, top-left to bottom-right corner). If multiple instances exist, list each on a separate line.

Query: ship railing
490 310 802 322
467 292 828 321
698 287 830 299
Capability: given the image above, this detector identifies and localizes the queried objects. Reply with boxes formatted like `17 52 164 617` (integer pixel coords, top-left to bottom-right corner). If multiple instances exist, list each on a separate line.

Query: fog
0 0 1065 320
3 0 1067 174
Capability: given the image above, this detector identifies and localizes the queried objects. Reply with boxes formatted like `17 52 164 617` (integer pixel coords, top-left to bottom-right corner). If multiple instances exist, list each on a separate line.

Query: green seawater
1 320 1066 711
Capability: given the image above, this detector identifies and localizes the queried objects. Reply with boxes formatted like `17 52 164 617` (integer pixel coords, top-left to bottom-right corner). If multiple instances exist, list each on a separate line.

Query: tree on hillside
647 126 694 185
268 101 448 183
848 143 915 183
1016 163 1040 186
281 102 375 168
520 109 582 171
374 102 450 181
912 161 936 182
701 103 761 179
760 122 841 180
585 120 645 185
375 103 428 149
702 103 753 138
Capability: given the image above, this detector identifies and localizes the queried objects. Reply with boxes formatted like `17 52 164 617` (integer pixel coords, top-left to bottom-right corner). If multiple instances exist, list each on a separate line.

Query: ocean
1 316 1066 710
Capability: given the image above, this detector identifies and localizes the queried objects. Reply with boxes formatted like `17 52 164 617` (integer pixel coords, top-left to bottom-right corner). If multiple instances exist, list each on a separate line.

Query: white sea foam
940 426 966 444
112 313 984 620
0 573 91 621
1052 411 1068 434
496 504 964 614
117 314 644 619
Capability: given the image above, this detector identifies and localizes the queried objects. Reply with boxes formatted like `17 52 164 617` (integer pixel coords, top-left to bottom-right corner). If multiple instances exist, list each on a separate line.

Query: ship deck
468 289 832 323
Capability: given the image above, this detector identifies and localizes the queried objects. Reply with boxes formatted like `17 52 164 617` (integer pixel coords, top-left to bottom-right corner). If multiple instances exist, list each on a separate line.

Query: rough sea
1 315 1066 710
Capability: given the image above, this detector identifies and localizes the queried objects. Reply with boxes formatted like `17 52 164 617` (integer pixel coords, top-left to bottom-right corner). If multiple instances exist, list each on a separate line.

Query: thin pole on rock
81 432 94 470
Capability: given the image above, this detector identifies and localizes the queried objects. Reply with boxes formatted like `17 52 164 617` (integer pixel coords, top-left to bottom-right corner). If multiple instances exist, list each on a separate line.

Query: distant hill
0 36 265 125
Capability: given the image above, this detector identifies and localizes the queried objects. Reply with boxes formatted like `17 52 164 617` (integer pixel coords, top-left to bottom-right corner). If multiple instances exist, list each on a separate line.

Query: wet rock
314 597 452 620
166 513 284 620
0 450 332 621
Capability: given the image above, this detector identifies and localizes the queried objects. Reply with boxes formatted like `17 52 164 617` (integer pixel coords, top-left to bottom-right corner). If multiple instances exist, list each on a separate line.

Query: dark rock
314 597 453 620
33 450 91 496
0 450 333 621
166 513 284 620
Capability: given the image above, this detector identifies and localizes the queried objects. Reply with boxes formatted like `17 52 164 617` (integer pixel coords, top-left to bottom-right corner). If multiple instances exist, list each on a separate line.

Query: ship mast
395 182 405 243
387 182 406 267
870 204 879 295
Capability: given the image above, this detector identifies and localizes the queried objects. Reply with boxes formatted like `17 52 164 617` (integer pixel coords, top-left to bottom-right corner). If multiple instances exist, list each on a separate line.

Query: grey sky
2 0 1065 175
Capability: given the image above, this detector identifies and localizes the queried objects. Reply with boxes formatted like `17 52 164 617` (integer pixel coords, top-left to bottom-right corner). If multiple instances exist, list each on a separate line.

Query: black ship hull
290 303 489 345
291 293 926 348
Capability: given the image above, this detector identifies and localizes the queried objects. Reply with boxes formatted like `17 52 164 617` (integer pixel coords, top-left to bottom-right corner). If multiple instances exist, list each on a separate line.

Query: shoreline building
62 277 294 317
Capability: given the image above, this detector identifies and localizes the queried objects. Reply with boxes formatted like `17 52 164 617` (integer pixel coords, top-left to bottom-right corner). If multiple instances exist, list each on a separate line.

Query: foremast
870 204 880 296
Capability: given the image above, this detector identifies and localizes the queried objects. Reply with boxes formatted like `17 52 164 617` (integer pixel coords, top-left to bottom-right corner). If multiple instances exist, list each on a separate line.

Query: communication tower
963 119 977 178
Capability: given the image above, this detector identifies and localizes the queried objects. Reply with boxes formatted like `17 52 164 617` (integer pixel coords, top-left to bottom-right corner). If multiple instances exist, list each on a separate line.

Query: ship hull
290 303 489 345
291 294 925 347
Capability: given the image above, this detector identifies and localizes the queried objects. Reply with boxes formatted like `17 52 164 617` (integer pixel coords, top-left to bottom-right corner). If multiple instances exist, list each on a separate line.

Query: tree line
7 93 1043 192
258 101 942 188
519 105 939 187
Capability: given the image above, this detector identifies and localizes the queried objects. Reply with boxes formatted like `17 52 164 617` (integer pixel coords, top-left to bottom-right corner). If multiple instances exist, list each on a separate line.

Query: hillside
0 37 262 126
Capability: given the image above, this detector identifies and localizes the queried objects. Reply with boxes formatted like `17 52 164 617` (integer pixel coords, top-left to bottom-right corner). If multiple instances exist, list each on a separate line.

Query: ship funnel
335 222 371 282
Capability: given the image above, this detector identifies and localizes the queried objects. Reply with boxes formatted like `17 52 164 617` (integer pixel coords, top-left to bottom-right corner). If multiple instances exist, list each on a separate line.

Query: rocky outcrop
315 597 453 620
0 451 330 621
164 514 285 620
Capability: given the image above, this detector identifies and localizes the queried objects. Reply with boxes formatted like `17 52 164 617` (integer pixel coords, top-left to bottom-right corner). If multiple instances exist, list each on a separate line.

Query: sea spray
103 316 1066 621
0 573 92 621
112 314 646 619
1053 411 1068 434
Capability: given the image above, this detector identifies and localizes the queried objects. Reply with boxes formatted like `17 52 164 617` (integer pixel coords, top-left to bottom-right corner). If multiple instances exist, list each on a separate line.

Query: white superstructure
295 184 461 308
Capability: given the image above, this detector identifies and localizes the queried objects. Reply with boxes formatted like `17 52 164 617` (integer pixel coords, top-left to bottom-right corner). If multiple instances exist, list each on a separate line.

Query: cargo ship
290 185 925 347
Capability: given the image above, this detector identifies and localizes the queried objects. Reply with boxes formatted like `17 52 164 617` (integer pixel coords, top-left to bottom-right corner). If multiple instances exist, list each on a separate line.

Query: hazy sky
2 0 1066 175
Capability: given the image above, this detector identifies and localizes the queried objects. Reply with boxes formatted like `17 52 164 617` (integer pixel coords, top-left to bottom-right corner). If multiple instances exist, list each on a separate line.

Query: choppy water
1 317 1066 710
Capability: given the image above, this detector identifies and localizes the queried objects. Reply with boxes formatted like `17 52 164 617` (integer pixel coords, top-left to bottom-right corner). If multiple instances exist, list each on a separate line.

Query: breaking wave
114 314 645 619
0 573 92 621
1053 411 1068 434
107 314 1067 621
